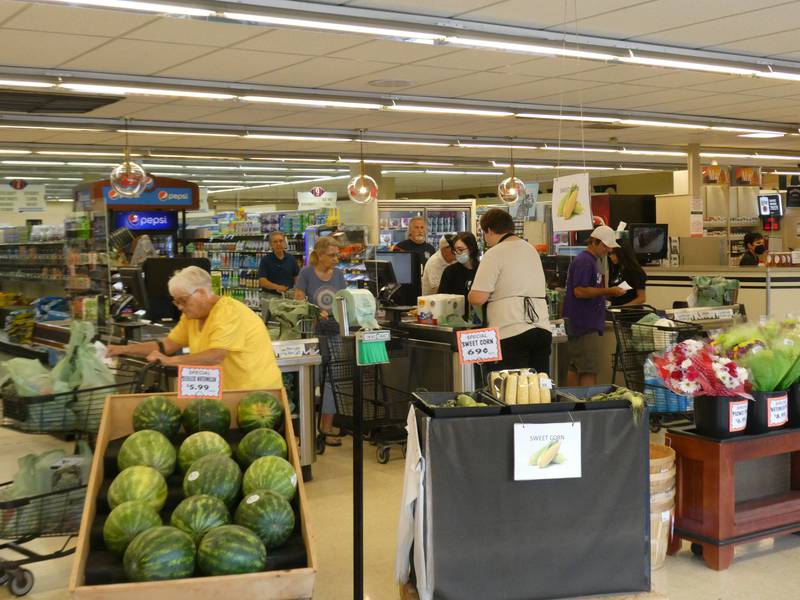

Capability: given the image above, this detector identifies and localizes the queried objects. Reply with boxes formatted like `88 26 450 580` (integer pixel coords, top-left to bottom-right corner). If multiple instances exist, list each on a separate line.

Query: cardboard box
69 389 316 600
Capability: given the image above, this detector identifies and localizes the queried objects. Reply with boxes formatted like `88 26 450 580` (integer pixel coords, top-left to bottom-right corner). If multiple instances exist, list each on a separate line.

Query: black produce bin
790 383 800 427
555 385 630 410
747 390 790 435
694 395 749 439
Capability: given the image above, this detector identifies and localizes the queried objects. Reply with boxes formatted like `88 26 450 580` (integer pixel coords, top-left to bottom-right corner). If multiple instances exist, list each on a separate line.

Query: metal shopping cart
318 333 408 464
608 305 704 431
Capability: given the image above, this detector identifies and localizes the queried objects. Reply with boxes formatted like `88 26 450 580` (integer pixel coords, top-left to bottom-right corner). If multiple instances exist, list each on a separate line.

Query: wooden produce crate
69 389 316 600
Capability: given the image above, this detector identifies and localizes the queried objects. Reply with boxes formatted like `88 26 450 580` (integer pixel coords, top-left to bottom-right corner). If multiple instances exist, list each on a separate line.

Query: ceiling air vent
0 90 120 114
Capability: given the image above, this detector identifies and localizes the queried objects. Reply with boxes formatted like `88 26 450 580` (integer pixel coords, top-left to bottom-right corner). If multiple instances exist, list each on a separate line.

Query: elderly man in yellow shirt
107 266 282 391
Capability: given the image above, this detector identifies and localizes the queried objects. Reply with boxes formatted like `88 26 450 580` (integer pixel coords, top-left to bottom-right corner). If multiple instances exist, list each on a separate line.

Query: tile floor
2 429 800 600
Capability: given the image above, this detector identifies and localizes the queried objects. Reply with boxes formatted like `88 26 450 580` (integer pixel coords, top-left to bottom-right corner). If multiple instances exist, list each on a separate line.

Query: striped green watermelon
235 428 288 467
196 524 266 576
234 490 295 549
117 430 177 477
108 465 168 511
237 392 283 432
103 501 162 555
133 396 182 438
242 456 297 501
178 431 231 472
183 454 242 507
123 526 196 582
182 399 231 435
170 495 230 545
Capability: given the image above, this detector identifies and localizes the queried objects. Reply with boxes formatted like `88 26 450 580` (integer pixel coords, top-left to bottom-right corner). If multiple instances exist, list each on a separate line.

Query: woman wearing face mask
739 232 766 266
438 232 480 318
608 239 647 307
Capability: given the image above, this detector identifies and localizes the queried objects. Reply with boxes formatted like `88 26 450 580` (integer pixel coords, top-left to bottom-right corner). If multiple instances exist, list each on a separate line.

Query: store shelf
0 240 65 247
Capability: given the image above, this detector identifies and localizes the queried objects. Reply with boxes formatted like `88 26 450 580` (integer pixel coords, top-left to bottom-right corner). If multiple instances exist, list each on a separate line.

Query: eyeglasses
172 289 198 307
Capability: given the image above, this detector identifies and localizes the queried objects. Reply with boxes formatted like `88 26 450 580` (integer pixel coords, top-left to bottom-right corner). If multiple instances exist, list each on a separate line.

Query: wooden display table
666 427 800 570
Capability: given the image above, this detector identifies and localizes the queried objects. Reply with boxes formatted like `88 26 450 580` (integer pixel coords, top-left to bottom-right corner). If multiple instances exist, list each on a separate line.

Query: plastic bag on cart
630 312 660 351
52 321 114 390
267 298 320 340
0 357 65 397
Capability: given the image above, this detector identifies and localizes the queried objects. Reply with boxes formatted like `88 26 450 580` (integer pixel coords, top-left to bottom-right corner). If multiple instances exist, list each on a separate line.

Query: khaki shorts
566 331 603 374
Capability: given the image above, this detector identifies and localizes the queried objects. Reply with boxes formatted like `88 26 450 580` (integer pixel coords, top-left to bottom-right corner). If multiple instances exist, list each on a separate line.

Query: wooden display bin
69 389 316 600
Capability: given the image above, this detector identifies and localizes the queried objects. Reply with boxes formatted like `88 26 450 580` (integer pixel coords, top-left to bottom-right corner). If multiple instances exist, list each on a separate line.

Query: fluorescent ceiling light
125 129 239 138
426 169 503 175
445 36 616 61
389 104 513 117
49 0 213 16
771 171 800 175
3 176 50 180
0 149 31 154
0 79 54 88
151 154 244 160
1 160 65 165
517 113 619 123
616 167 659 171
140 163 185 168
62 83 234 100
699 152 750 158
337 158 413 164
37 150 132 157
417 161 454 166
288 168 340 172
222 12 444 41
758 71 800 82
250 157 336 163
711 126 785 135
241 95 382 110
619 119 708 130
66 162 117 167
382 170 424 174
619 149 687 157
458 142 539 149
0 125 103 132
739 132 785 139
361 139 451 147
56 198 73 202
493 162 612 170
57 177 82 181
753 154 800 161
619 55 757 76
245 134 353 142
150 172 187 177
543 145 616 153
184 165 240 170
237 166 286 171
200 180 250 184
559 165 614 170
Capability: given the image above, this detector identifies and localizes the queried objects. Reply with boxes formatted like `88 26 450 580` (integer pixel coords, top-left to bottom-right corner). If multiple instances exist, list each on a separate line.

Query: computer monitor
117 267 148 311
142 257 211 322
364 260 396 288
375 251 413 285
628 224 669 262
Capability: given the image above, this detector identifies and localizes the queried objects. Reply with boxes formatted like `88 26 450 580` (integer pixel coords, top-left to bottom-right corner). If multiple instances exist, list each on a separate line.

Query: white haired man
107 266 282 391
421 234 456 295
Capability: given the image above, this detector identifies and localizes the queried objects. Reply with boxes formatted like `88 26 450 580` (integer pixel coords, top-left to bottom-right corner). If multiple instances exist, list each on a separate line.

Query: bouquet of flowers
653 339 750 398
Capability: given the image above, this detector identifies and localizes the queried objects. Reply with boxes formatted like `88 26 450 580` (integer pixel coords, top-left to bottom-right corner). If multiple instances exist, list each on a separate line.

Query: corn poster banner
513 422 582 481
552 172 593 232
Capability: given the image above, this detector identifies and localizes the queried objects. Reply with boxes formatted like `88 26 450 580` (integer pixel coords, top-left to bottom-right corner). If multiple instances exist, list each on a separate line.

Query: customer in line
258 230 300 295
739 232 766 266
439 231 480 319
295 236 347 445
421 234 456 295
468 209 551 373
107 266 282 391
608 239 647 307
394 216 436 299
563 226 626 386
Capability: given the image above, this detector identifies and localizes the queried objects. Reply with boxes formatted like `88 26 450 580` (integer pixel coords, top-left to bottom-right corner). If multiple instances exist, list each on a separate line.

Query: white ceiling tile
613 70 734 88
126 104 224 121
192 107 301 125
35 132 122 145
463 80 548 102
301 113 423 129
85 100 168 118
705 28 800 57
343 0 499 17
244 56 387 87
414 48 533 71
569 64 674 83
401 71 533 97
330 64 468 90
501 57 612 78
0 29 106 67
3 3 154 36
515 78 616 101
0 1 28 24
125 17 262 48
235 29 367 56
156 48 307 81
689 78 793 94
457 0 652 29
59 39 214 75
330 39 457 64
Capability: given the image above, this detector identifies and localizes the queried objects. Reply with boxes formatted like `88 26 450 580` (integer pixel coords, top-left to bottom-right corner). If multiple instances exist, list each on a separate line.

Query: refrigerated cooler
378 199 476 248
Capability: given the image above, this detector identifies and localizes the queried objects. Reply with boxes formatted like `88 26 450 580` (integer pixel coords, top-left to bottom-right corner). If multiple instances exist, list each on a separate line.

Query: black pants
495 327 552 373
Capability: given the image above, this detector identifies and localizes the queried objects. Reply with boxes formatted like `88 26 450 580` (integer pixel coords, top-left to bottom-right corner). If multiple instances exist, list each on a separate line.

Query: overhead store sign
297 190 337 210
75 176 199 211
113 210 178 231
0 183 46 213
104 185 195 207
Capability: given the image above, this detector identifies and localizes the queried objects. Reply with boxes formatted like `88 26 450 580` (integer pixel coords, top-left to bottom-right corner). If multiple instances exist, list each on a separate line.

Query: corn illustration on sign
552 173 593 233
514 422 582 481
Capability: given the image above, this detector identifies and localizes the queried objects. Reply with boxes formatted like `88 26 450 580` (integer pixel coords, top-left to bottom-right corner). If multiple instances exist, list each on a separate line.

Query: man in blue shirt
563 225 625 386
258 231 300 295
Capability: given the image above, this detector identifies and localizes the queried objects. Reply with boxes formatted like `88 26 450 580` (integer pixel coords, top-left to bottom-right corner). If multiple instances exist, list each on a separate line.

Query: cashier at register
739 232 766 266
106 266 283 391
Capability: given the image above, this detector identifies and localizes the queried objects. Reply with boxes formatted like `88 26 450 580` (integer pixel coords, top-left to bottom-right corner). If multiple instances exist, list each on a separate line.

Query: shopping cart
318 333 408 464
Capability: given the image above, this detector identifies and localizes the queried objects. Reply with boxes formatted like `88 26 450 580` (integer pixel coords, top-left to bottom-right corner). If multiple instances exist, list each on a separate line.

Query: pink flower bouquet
653 339 750 398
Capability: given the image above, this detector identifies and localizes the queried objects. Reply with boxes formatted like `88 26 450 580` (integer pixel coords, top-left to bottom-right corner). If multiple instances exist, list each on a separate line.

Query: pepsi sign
103 185 194 207
114 211 178 231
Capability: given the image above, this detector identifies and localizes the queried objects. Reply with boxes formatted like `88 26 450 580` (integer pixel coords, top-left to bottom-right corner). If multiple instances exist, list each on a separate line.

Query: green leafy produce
170 495 230 545
182 398 231 435
123 526 196 582
108 466 167 512
561 387 646 425
234 489 295 549
242 456 297 501
103 501 162 555
235 428 288 467
182 454 242 507
178 431 231 473
117 430 177 477
197 524 267 576
237 392 283 432
133 396 182 438
439 394 488 408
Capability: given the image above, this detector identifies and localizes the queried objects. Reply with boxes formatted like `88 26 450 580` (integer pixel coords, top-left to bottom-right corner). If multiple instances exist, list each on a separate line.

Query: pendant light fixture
497 141 525 204
347 130 379 204
109 118 147 198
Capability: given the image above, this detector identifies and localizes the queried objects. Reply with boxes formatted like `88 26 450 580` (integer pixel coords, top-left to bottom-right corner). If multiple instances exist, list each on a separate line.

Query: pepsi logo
108 189 119 199
127 214 139 225
157 190 168 201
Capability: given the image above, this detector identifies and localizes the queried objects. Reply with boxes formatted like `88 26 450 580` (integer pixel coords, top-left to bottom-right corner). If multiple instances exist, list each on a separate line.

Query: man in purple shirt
563 226 626 386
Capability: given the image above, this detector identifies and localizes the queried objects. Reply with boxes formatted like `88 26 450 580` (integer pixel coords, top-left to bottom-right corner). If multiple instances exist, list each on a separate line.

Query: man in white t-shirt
421 235 456 295
468 209 551 373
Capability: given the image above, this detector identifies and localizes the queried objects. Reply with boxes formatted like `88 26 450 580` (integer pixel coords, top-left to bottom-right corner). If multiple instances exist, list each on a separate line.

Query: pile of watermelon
97 391 302 583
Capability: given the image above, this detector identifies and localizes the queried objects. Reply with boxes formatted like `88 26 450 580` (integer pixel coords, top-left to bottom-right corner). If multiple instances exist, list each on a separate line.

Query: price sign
178 365 223 400
275 342 305 359
768 394 789 428
729 400 748 433
456 327 502 364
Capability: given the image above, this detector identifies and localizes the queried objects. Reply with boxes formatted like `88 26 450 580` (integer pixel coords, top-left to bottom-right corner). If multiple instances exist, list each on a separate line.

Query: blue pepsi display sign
114 210 178 231
104 185 194 207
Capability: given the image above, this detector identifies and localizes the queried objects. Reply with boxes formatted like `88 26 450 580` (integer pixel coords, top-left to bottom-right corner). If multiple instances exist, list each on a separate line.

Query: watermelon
196 524 266 576
183 454 242 507
242 456 297 501
108 465 168 511
103 501 162 555
133 396 182 438
178 431 231 472
170 495 230 545
235 428 288 467
117 429 177 477
237 392 283 432
234 490 295 549
182 399 231 435
123 526 196 582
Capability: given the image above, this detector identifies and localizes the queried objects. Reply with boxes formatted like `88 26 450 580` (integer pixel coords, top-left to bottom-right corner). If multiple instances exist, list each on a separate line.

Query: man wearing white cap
421 234 456 295
563 225 626 386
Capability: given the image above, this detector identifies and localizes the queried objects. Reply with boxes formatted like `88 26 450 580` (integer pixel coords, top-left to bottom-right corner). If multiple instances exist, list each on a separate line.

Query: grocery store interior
4 0 800 599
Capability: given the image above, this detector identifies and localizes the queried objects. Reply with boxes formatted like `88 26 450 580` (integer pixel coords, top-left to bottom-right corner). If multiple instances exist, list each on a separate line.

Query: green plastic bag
266 298 320 340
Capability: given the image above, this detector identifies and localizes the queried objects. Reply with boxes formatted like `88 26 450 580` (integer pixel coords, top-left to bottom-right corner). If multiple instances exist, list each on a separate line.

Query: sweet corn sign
552 173 593 233
514 422 582 481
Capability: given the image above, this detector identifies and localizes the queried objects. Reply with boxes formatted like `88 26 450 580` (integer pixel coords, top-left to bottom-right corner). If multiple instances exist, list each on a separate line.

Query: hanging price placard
456 327 502 364
178 365 223 400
